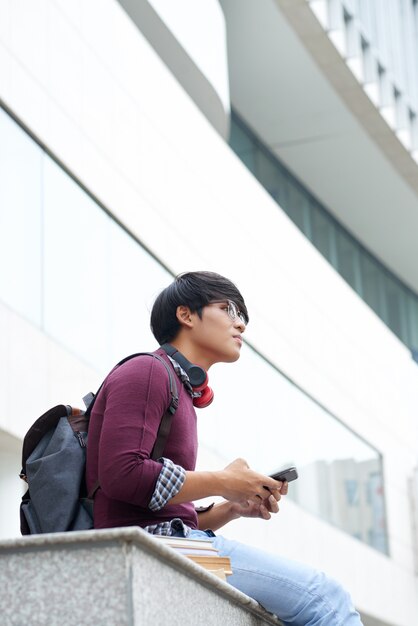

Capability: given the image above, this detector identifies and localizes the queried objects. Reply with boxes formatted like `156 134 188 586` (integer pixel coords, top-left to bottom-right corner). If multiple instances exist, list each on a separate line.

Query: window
0 109 43 325
345 479 360 506
1 105 389 554
0 106 171 374
199 345 389 554
230 111 418 355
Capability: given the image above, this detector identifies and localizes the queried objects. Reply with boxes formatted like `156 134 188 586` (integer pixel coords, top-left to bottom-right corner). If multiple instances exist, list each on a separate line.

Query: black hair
150 271 249 345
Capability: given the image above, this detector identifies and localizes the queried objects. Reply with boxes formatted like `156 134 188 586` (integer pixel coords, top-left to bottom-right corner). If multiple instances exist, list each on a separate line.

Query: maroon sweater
86 349 198 530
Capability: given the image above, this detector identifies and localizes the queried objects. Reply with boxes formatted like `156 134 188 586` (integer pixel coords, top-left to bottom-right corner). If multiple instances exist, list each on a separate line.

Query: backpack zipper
75 431 86 448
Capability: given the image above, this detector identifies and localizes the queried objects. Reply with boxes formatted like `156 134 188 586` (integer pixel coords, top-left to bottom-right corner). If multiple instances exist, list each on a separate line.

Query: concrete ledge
0 527 283 626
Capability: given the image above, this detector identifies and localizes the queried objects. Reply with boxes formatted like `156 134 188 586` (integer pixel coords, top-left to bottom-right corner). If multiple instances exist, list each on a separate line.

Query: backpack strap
85 352 178 418
87 352 179 500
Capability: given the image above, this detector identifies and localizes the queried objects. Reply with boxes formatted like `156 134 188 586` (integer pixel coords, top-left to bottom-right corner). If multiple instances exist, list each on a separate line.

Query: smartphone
269 466 298 483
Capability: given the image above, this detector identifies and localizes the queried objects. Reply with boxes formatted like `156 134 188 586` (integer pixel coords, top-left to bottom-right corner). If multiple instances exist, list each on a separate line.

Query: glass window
0 108 43 325
199 345 388 554
229 115 255 155
106 225 171 369
256 149 282 197
284 180 310 237
230 111 418 356
311 206 334 263
335 229 363 295
229 118 256 174
0 105 390 554
406 292 418 349
237 147 256 174
345 479 360 506
367 470 388 553
360 253 384 316
42 156 111 369
42 155 172 373
383 274 408 343
270 167 291 213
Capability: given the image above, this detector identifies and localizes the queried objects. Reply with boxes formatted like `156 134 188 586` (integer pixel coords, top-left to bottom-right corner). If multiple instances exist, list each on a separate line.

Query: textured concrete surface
0 528 283 626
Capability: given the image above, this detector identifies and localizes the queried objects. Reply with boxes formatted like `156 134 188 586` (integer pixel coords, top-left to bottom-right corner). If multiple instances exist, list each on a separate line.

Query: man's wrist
214 500 241 522
201 469 224 498
211 469 226 497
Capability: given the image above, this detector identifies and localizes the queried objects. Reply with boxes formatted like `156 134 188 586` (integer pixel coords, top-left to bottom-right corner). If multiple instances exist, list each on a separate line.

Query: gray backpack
19 353 179 535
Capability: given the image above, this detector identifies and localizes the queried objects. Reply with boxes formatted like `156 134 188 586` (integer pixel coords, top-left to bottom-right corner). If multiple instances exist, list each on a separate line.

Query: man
86 271 363 625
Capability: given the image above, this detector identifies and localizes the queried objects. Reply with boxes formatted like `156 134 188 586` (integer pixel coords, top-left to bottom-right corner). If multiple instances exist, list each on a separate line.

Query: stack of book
152 535 232 581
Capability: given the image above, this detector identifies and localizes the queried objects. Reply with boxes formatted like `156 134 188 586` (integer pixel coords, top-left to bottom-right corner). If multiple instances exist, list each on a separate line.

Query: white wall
0 0 418 623
117 0 230 136
0 302 102 443
146 0 229 112
0 300 101 540
0 430 25 539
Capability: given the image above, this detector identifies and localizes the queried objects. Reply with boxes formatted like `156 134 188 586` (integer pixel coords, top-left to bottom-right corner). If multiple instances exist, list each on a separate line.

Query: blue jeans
188 530 363 626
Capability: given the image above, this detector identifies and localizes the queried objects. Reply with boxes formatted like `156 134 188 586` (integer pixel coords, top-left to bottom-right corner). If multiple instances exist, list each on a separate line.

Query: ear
176 305 194 329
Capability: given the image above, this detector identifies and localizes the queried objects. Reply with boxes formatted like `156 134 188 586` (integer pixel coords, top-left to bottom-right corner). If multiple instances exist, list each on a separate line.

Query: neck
168 339 214 371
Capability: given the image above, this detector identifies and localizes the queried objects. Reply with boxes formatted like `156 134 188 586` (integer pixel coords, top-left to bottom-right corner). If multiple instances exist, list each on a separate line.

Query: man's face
191 300 246 366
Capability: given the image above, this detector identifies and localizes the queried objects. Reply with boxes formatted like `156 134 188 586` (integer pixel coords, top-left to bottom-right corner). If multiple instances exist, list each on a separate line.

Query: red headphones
160 344 214 408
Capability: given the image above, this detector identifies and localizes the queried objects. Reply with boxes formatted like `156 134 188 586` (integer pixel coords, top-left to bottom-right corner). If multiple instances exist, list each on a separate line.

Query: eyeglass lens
228 301 246 325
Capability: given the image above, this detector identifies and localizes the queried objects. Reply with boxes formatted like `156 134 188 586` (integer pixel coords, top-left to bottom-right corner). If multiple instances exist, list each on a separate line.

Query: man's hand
218 458 286 506
168 457 288 509
231 496 277 520
231 482 287 520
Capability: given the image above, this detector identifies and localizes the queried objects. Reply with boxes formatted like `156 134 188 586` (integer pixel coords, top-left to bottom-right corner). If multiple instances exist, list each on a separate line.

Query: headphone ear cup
192 372 209 393
193 385 214 409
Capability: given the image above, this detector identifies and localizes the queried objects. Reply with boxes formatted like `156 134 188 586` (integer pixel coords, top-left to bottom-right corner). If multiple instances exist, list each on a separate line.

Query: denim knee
307 570 359 625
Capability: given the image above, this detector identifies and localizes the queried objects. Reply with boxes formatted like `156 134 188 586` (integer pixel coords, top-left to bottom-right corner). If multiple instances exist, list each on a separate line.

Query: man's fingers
263 479 283 493
268 494 280 513
266 483 288 497
259 504 271 520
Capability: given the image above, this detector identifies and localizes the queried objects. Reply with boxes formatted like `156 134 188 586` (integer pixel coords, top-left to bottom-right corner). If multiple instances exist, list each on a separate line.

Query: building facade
0 1 417 624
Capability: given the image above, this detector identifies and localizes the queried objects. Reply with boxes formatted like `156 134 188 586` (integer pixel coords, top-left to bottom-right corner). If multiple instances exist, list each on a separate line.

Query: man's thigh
210 534 360 626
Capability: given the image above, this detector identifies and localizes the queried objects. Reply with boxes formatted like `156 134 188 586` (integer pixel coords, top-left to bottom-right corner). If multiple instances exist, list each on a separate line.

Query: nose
234 317 246 333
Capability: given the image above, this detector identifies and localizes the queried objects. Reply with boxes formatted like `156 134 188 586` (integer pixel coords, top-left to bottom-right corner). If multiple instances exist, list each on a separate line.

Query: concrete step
0 527 283 626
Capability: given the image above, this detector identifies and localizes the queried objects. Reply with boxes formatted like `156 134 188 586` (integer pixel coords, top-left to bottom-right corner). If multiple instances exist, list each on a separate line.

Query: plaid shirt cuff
149 457 186 512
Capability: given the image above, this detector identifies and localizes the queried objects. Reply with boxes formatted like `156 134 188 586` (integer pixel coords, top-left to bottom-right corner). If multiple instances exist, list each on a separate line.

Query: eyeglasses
210 300 247 325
